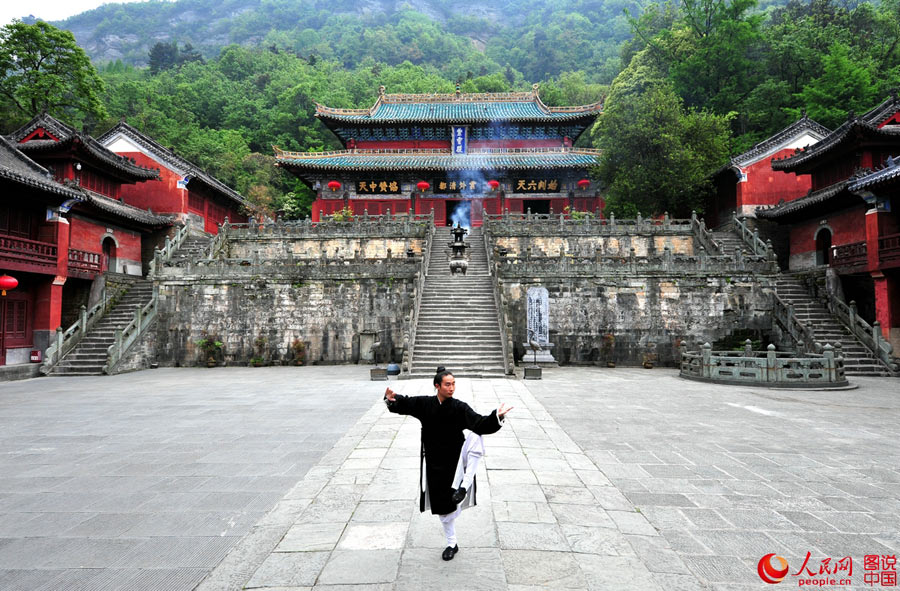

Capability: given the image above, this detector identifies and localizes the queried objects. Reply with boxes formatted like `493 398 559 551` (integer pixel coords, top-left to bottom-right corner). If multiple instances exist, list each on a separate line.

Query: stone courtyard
0 367 897 590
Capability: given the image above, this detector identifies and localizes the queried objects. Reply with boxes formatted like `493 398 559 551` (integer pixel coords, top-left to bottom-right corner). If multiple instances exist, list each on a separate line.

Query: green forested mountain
43 0 637 84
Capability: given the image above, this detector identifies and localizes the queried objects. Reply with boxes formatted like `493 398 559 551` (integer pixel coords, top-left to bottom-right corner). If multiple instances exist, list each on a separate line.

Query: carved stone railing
483 228 515 375
691 211 722 254
772 292 819 353
732 213 777 263
483 210 694 236
494 248 778 277
826 297 897 372
40 285 115 375
681 342 848 386
104 284 159 374
402 224 435 374
148 220 191 276
215 212 433 242
156 256 422 280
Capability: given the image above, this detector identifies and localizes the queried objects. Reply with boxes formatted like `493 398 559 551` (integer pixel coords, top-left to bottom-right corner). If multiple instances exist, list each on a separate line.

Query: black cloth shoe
451 486 467 504
442 545 459 561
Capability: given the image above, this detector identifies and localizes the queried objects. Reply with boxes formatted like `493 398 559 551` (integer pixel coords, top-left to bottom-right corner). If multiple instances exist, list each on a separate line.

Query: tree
0 20 106 126
592 50 731 217
148 41 178 75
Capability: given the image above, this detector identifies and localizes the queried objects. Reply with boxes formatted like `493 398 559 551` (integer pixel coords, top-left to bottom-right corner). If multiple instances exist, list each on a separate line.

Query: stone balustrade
680 342 848 387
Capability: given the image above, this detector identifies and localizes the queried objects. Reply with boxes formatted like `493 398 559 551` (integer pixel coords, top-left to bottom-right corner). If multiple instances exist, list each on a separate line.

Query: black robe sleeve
385 394 426 419
460 402 503 436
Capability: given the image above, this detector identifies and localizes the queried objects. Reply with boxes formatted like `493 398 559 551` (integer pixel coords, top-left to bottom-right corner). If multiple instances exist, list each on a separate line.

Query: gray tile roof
77 189 172 228
772 95 900 171
732 116 830 168
0 135 85 200
848 155 900 192
9 113 160 181
755 180 853 220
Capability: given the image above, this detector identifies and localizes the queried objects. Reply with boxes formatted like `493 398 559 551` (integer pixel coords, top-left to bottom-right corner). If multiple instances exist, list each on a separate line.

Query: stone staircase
408 227 507 379
167 233 214 266
50 278 156 376
776 276 891 376
710 228 753 256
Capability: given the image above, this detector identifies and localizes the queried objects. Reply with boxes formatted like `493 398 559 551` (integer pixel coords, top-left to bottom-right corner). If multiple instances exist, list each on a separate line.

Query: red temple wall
788 206 867 270
115 152 187 215
739 150 812 210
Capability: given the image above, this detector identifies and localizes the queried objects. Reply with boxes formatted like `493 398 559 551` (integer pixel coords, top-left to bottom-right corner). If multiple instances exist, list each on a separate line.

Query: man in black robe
384 368 512 560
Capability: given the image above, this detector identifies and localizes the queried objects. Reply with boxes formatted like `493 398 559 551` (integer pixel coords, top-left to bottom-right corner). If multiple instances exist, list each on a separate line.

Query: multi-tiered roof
275 85 603 182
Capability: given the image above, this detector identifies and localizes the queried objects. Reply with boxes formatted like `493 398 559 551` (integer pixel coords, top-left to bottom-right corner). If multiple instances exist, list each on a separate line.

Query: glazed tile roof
848 155 900 192
97 121 248 208
772 95 900 172
316 86 603 124
0 135 85 200
9 113 160 181
755 180 854 220
273 147 602 171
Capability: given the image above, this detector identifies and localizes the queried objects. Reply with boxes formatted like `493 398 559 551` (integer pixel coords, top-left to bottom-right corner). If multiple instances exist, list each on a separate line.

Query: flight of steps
776 276 892 376
710 228 753 256
50 278 156 376
407 227 508 379
166 233 214 266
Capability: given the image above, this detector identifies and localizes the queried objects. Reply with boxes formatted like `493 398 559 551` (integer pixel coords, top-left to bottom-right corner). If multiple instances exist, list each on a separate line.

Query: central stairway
408 227 507 379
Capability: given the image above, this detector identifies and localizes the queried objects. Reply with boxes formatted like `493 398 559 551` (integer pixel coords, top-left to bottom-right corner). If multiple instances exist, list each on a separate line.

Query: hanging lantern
487 180 500 190
0 274 18 296
577 179 591 190
416 181 430 192
327 181 341 192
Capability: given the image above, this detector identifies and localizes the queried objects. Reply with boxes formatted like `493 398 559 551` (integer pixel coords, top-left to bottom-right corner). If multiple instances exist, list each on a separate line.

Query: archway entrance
445 200 471 227
101 237 117 273
815 229 832 266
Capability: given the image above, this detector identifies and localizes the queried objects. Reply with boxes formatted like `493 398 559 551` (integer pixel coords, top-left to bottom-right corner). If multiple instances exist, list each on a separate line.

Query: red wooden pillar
33 215 70 351
866 200 900 346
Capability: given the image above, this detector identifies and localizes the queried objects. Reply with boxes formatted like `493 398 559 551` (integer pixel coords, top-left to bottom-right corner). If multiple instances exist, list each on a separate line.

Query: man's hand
498 402 513 419
385 387 397 402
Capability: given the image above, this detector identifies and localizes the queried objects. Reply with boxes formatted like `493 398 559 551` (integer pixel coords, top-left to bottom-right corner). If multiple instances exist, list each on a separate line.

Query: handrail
403 224 434 374
732 214 778 268
483 225 515 375
772 292 819 353
274 146 603 159
680 342 847 386
40 286 112 375
104 284 159 374
148 219 191 276
482 211 695 235
691 211 722 254
826 296 897 372
494 250 777 275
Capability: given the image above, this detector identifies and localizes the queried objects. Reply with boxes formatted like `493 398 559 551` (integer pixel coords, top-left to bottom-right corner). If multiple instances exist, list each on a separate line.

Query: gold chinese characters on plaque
356 180 401 194
513 179 559 193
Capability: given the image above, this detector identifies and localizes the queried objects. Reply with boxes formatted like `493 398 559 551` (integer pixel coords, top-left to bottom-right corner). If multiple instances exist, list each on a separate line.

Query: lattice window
188 192 204 213
4 300 27 341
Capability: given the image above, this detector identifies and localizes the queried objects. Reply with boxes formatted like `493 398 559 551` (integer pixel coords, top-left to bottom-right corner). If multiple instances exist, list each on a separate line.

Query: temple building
757 94 900 354
275 85 604 226
709 115 830 228
99 121 249 233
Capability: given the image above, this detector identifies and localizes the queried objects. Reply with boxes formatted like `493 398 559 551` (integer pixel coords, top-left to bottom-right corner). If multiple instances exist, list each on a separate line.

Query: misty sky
2 0 147 26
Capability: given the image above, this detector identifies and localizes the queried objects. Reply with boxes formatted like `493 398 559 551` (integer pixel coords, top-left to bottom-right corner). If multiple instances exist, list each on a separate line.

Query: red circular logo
758 553 789 584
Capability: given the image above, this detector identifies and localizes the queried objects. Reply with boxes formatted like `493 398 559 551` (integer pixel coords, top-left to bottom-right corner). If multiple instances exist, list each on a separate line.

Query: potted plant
251 336 267 367
291 338 306 366
601 333 615 368
195 335 223 367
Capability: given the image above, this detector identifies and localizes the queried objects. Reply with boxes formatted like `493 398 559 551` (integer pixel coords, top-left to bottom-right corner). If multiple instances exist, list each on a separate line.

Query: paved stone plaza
0 367 897 590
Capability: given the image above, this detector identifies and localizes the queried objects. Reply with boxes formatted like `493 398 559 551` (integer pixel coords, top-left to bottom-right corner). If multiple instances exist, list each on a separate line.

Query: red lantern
0 274 18 296
577 179 591 190
487 180 500 190
417 181 430 192
327 181 341 192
